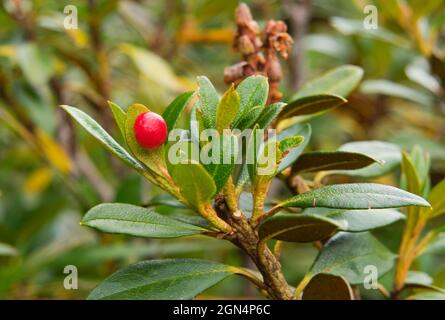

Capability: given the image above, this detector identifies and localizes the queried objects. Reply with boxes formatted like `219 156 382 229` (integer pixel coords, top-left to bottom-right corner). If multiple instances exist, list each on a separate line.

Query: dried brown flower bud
235 3 253 26
226 3 293 102
268 58 282 82
238 35 255 55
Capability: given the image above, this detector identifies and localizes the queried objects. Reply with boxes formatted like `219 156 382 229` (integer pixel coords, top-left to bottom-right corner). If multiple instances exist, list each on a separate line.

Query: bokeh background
1 0 444 299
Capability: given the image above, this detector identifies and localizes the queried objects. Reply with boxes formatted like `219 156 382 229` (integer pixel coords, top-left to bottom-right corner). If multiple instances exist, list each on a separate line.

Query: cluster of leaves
1 0 445 300
64 62 444 299
0 0 241 298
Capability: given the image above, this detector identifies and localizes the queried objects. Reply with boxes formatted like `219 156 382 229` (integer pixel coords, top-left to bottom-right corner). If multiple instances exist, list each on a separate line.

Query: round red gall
133 111 168 149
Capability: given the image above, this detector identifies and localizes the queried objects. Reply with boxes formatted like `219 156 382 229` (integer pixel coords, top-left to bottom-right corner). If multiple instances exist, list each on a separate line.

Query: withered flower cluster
224 3 293 103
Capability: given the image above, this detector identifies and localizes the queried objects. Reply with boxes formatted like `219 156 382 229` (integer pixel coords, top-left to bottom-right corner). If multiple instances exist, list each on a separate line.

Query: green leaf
279 136 304 154
61 105 145 172
125 104 167 177
255 102 285 128
406 58 441 94
279 183 431 209
401 151 421 195
87 259 234 300
259 213 340 243
278 94 346 121
391 132 445 161
108 101 126 139
162 91 194 132
292 65 364 100
302 274 353 300
306 232 396 284
172 161 216 208
197 76 219 128
235 105 264 130
293 151 378 174
361 80 432 106
0 243 18 257
246 125 262 182
331 141 401 177
406 271 433 287
409 145 431 196
216 84 240 133
17 43 55 87
259 208 404 243
233 75 269 127
202 134 238 192
330 17 411 48
277 123 312 172
303 208 404 232
429 178 445 218
81 203 206 238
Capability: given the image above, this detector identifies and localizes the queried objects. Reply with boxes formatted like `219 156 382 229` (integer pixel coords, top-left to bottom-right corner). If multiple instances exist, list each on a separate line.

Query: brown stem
215 196 294 299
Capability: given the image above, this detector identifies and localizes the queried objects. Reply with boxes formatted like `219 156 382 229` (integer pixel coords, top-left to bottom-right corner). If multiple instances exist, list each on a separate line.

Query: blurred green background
0 0 444 299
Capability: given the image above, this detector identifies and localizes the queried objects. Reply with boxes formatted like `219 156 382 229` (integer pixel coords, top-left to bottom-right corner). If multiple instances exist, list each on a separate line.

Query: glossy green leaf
277 123 312 172
172 161 216 208
255 102 285 128
88 259 234 300
302 274 353 300
233 75 268 127
293 151 378 173
81 203 206 238
197 76 219 128
246 125 262 182
429 178 445 218
259 208 403 243
280 183 430 209
108 101 126 139
216 84 240 133
162 91 194 132
292 65 364 99
259 213 340 243
331 141 401 177
307 232 396 284
278 94 346 121
302 208 404 232
61 105 145 171
202 134 238 192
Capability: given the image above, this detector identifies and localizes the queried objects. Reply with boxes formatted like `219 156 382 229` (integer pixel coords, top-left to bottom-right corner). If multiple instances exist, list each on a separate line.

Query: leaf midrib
97 268 231 299
84 216 204 232
282 97 344 118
